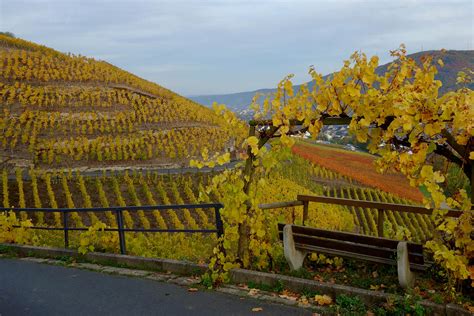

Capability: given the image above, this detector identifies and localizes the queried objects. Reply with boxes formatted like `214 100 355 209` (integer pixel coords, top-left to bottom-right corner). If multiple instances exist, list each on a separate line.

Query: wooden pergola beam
248 116 352 127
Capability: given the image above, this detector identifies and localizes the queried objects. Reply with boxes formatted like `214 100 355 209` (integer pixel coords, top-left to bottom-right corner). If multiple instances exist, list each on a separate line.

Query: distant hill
189 88 275 114
190 50 474 116
0 35 234 169
376 50 474 93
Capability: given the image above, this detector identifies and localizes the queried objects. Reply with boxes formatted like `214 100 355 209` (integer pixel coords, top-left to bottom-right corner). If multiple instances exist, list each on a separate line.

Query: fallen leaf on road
278 289 299 301
279 293 298 301
299 296 309 305
313 275 324 282
251 307 263 312
248 288 259 296
187 288 198 292
370 284 386 291
314 294 333 306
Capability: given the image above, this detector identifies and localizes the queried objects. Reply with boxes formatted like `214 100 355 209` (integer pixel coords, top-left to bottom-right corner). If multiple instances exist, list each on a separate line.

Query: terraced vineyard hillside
1 167 230 260
1 165 356 259
2 169 217 230
1 150 435 260
0 35 237 170
292 140 424 202
1 166 352 233
280 154 435 243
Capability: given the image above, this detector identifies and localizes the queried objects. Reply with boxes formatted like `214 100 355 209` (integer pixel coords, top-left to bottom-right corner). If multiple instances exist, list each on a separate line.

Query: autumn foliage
202 45 473 291
292 142 424 202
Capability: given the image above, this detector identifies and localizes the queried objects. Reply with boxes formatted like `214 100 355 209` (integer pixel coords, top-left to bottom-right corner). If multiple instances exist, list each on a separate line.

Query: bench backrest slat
277 223 423 254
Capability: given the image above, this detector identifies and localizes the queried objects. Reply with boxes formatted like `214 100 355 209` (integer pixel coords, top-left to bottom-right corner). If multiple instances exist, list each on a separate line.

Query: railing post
116 210 127 254
377 209 384 237
302 201 309 225
214 205 224 238
63 210 69 248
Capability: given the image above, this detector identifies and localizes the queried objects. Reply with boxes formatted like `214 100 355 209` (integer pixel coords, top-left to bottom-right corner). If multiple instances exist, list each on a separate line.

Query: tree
197 45 473 289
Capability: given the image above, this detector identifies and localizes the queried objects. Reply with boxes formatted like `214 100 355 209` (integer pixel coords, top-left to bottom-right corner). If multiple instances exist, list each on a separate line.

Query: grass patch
0 244 16 256
332 294 367 315
247 280 285 293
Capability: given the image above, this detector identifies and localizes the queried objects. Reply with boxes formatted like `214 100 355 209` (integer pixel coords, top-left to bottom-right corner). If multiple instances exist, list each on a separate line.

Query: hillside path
6 160 239 181
0 258 310 316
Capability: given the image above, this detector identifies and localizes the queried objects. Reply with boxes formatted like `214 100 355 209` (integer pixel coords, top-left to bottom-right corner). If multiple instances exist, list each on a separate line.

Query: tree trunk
237 126 256 266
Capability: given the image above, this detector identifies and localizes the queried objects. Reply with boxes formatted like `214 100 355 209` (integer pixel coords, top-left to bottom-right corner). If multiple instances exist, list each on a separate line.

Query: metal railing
3 203 224 255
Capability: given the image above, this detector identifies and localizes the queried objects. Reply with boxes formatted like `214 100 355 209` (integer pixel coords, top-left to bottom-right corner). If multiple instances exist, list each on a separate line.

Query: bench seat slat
277 223 423 254
295 243 429 272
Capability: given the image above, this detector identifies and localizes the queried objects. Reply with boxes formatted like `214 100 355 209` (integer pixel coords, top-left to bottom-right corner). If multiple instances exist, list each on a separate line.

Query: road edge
0 243 469 316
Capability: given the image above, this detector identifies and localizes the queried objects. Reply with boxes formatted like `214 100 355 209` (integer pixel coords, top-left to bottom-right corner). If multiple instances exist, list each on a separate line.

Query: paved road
0 258 310 316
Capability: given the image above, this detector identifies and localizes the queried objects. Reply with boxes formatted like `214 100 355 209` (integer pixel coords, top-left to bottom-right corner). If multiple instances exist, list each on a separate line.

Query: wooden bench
278 223 429 288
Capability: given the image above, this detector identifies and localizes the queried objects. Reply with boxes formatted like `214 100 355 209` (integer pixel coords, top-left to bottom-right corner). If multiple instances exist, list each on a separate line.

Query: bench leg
397 241 415 289
283 224 307 270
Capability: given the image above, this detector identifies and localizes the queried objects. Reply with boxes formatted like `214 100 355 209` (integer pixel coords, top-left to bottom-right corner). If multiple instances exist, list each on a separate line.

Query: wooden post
303 201 309 225
377 209 384 237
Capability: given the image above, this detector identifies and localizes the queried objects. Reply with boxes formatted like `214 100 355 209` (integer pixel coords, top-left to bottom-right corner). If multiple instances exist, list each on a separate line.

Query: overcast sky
1 0 473 95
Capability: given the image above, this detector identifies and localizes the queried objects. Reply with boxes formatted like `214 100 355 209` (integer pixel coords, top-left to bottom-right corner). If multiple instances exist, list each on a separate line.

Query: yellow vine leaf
217 152 231 165
247 136 259 155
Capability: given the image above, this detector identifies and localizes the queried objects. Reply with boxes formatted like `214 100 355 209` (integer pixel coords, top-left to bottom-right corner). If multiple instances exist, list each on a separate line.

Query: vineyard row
1 169 216 231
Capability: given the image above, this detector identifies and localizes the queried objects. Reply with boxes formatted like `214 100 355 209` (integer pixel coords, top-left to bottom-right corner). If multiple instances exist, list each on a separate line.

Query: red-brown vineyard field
292 141 424 203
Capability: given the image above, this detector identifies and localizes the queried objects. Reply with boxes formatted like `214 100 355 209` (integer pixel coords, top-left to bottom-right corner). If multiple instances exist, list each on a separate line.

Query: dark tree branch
257 125 280 148
391 136 471 180
434 145 471 180
249 114 351 127
441 129 468 159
